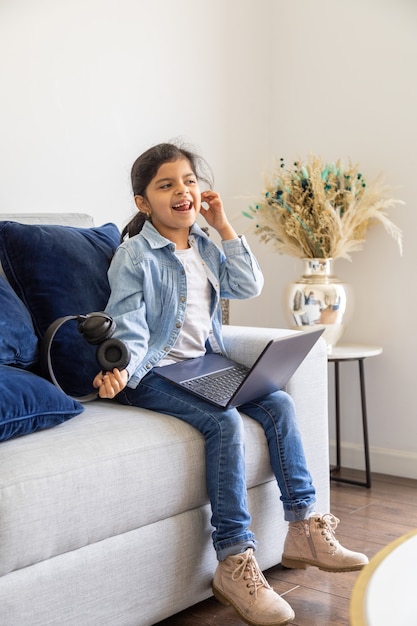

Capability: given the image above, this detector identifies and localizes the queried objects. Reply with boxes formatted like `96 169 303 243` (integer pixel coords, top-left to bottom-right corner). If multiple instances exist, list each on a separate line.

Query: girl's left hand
200 191 237 240
93 368 128 399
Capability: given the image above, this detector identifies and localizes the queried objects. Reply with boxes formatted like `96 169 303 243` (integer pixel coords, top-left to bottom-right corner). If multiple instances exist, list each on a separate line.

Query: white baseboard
329 440 417 481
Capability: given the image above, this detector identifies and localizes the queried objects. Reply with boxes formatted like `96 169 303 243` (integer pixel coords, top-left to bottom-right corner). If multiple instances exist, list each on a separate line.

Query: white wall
1 0 416 478
0 0 271 226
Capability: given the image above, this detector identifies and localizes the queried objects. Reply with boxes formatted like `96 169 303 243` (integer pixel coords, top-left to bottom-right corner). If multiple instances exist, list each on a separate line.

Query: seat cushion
0 221 120 398
0 401 274 576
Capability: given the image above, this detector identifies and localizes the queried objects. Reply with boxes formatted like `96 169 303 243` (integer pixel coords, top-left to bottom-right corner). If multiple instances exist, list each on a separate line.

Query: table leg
330 358 372 488
359 358 372 488
335 360 341 469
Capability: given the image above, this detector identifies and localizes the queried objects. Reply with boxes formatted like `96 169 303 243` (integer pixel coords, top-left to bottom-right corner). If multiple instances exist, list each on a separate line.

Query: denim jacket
105 220 264 388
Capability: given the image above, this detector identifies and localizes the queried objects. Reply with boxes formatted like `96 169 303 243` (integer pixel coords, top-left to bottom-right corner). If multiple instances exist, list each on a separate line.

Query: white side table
350 529 417 624
327 344 383 488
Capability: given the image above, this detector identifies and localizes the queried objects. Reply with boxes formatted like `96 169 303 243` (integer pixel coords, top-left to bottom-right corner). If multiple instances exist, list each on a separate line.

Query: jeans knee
280 391 296 415
271 389 296 415
217 409 245 445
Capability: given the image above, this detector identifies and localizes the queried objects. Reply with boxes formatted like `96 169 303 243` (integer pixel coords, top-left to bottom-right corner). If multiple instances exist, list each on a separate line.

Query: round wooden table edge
349 528 417 625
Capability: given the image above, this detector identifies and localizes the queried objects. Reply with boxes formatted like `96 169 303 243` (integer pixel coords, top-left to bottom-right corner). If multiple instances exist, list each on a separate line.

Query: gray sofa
0 213 330 626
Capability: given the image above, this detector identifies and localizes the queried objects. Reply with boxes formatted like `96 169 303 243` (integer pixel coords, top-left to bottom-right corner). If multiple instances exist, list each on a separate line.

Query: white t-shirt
159 245 212 365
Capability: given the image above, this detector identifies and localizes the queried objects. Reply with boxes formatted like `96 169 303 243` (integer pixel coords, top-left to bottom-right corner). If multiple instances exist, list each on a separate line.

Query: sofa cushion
0 221 120 397
0 400 275 576
0 275 39 368
0 364 84 442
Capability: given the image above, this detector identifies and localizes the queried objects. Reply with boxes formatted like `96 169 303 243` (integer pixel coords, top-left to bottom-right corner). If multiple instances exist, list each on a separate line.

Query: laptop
154 328 324 408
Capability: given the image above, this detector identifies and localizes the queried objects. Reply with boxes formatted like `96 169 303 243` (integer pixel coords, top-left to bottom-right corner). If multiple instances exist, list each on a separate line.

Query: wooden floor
154 471 417 626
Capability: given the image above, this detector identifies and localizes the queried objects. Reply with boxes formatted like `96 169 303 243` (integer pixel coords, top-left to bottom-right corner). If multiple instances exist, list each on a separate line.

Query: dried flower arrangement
243 154 403 259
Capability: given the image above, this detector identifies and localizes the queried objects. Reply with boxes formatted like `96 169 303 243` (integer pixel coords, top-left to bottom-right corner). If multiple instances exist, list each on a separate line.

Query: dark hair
122 141 214 240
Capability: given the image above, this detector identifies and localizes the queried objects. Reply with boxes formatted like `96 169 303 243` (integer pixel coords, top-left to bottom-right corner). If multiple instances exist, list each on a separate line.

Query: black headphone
40 312 131 403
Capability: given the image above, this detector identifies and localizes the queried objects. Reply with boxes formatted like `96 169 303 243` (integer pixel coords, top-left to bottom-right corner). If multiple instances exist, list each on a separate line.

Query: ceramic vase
285 258 353 353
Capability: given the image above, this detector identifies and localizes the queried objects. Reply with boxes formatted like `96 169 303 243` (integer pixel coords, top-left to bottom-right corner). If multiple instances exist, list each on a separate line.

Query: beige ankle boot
281 513 369 572
212 548 295 626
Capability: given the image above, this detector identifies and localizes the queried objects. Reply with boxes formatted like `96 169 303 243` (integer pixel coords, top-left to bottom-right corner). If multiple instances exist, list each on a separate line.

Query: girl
93 142 367 626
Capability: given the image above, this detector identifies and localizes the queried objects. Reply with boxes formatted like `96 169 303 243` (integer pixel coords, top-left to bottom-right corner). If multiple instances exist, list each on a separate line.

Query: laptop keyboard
182 365 249 403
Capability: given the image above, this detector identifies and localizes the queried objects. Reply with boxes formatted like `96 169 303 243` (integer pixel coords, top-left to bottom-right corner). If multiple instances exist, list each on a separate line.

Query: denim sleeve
218 235 264 299
105 247 151 381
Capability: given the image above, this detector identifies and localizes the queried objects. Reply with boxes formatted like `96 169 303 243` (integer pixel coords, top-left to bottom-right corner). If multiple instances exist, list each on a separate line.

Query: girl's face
135 157 201 246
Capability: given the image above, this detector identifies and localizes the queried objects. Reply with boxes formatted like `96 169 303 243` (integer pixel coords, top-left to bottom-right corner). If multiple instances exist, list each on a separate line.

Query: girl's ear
134 195 148 213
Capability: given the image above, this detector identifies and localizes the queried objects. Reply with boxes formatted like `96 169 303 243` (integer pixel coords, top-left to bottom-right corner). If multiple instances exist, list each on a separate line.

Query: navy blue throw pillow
0 274 39 367
0 221 120 398
0 365 84 441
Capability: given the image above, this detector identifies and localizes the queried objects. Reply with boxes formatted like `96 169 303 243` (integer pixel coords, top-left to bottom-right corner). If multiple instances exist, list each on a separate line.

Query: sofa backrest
0 213 94 226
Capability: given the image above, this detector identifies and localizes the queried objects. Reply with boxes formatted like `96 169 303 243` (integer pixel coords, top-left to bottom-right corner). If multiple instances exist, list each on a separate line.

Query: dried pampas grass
244 155 403 259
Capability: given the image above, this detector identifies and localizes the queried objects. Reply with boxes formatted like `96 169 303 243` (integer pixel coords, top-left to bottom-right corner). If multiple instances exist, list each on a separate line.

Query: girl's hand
200 191 238 240
93 368 128 399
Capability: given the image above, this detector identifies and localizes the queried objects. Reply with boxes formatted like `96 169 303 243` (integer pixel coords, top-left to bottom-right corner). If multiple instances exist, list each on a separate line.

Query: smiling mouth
172 201 192 212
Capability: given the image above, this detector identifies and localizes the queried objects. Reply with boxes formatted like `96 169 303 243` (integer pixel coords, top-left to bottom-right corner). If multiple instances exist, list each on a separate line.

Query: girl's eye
187 178 197 185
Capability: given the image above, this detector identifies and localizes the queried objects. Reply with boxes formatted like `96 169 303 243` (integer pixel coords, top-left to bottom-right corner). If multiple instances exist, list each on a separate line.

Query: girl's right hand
200 190 238 240
93 368 128 399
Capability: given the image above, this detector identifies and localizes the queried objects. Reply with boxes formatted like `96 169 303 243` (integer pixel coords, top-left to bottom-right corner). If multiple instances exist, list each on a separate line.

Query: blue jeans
117 371 316 561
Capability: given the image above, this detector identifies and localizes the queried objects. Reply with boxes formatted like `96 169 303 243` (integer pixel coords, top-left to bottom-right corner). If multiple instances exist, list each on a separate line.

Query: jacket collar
140 220 210 249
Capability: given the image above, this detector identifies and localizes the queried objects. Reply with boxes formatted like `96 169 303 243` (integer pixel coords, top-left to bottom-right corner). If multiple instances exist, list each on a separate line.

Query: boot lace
315 513 341 546
231 550 271 598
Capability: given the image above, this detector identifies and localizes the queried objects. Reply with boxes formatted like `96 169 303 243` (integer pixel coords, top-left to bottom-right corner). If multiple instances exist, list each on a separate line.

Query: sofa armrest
222 324 327 396
222 325 302 367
